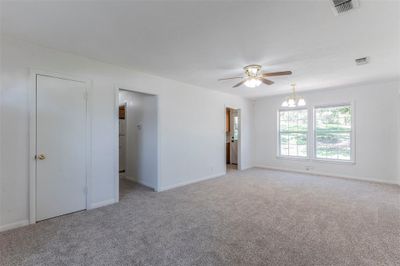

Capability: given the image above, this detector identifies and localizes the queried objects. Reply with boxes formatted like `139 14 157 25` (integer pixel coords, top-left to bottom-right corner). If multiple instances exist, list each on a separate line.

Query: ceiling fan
218 64 292 88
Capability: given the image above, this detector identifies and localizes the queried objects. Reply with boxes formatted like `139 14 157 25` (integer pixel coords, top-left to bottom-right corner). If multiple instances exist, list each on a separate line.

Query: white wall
0 36 255 230
119 90 158 189
254 81 400 184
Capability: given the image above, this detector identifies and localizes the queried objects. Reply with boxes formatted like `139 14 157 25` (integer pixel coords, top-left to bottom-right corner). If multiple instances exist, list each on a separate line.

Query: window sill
312 158 355 165
276 156 310 161
276 156 355 165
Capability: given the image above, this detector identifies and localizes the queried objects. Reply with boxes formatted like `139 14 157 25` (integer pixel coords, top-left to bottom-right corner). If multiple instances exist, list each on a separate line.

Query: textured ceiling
1 0 399 98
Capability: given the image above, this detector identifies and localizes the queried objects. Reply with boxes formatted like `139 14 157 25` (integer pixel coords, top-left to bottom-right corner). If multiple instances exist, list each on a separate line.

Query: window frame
277 107 310 160
312 102 355 164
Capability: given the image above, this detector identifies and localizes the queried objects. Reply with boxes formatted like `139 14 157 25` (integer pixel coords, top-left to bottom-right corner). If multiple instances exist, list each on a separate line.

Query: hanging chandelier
281 83 306 107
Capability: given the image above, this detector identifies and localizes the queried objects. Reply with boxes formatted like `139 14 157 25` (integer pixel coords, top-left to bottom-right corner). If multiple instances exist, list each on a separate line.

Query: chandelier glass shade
244 78 262 88
281 84 306 107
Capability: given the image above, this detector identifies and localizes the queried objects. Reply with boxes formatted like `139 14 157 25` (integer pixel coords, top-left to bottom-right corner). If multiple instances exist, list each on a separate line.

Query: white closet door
36 75 87 221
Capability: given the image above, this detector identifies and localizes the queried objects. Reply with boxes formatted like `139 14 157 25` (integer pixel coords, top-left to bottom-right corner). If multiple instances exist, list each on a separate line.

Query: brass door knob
36 154 46 160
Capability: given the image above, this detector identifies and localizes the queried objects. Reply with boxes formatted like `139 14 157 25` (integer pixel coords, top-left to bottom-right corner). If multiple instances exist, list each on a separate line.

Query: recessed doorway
117 89 159 199
225 107 241 172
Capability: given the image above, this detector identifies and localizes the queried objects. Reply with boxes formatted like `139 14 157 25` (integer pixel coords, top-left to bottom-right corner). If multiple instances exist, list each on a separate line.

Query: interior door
226 109 230 164
36 74 87 221
119 105 126 173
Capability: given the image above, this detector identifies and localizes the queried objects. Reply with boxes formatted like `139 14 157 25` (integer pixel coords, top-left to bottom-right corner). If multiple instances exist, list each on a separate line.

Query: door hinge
84 92 88 101
84 186 88 194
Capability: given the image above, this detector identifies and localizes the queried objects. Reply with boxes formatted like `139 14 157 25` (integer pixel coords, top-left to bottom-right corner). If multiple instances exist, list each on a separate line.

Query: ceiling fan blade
232 79 247 88
218 76 243 81
261 78 274 85
262 71 292 77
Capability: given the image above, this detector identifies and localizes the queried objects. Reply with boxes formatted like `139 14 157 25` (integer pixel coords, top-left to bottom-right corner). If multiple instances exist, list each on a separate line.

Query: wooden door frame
224 105 241 172
225 108 230 164
29 69 92 224
118 103 127 175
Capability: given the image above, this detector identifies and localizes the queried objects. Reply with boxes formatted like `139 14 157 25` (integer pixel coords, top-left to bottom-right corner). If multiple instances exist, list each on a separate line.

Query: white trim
122 176 135 181
158 172 226 192
255 165 399 186
123 176 155 190
29 69 92 224
312 158 355 165
276 155 310 161
28 71 36 224
0 220 29 232
89 199 116 209
239 165 253 171
114 86 120 203
85 80 93 213
156 95 161 192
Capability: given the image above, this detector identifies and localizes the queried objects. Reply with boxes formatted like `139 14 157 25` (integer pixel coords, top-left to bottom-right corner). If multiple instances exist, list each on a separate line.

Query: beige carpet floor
1 168 399 265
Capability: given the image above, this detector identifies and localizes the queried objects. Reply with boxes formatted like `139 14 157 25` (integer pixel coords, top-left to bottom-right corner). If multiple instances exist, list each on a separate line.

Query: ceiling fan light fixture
244 78 262 88
249 68 258 75
218 64 291 88
244 64 262 77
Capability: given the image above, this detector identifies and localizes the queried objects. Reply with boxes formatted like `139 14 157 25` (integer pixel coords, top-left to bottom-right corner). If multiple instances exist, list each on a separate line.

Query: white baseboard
137 179 155 190
89 198 117 209
1 200 118 231
238 165 251 171
123 176 155 191
158 172 226 192
122 175 134 181
255 165 399 186
0 220 29 232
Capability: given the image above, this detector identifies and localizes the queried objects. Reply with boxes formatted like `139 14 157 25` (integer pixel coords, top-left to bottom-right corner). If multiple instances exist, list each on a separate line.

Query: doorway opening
225 107 240 172
118 89 158 199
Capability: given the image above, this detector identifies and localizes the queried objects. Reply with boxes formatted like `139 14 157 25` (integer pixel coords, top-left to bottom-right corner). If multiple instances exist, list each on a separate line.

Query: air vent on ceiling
355 57 369 65
330 0 359 15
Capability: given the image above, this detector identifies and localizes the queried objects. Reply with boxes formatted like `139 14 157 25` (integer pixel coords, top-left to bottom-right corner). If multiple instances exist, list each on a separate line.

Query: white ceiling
1 0 399 98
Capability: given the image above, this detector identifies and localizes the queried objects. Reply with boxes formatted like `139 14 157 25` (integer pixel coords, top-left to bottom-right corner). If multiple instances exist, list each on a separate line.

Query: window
233 116 239 141
314 105 352 161
279 109 308 157
277 104 354 162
